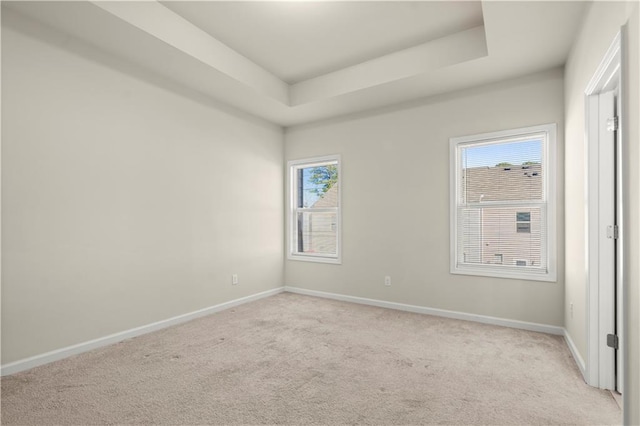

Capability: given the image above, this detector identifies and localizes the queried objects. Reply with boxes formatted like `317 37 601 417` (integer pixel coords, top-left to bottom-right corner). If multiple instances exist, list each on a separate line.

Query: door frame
584 31 622 391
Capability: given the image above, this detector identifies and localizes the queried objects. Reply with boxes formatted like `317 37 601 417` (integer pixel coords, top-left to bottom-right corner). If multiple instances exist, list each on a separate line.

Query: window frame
287 154 342 264
449 124 557 282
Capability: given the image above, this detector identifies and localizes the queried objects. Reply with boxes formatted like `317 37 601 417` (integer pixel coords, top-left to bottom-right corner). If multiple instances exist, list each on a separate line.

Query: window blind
456 136 548 272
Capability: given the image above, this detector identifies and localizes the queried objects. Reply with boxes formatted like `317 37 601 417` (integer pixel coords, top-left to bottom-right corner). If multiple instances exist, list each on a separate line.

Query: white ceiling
3 1 587 127
160 1 484 84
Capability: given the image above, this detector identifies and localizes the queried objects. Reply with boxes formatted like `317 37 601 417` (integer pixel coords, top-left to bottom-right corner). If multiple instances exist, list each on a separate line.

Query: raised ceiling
3 1 587 127
160 1 484 84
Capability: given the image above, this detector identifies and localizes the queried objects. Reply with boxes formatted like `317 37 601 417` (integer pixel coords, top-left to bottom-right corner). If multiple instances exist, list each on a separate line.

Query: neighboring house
461 164 543 267
300 184 338 255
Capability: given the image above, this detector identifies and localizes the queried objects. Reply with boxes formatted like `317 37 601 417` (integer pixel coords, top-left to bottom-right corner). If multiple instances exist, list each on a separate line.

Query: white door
598 91 616 389
614 91 623 394
597 90 619 392
584 30 622 394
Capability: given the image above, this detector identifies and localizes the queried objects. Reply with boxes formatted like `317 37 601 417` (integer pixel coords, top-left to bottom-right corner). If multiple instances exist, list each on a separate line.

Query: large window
449 124 556 281
288 155 341 264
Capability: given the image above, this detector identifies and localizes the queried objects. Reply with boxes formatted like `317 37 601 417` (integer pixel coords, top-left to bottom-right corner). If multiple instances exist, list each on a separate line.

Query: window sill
288 254 342 265
451 265 556 282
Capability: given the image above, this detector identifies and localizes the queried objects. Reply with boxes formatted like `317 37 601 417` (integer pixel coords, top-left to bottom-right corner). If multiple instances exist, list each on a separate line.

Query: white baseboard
1 287 285 376
284 286 565 336
2 286 583 378
564 329 587 379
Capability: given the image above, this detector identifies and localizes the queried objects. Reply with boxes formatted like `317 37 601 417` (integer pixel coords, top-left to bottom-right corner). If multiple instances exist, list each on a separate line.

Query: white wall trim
284 286 564 336
1 287 285 377
4 286 585 380
564 329 587 379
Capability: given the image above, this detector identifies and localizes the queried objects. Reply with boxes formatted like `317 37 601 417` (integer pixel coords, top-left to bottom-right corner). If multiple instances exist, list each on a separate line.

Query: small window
516 212 531 233
449 124 556 282
288 155 341 264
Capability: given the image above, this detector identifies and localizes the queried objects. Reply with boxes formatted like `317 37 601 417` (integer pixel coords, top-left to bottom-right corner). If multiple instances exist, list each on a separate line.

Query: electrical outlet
570 302 573 318
384 276 391 286
232 274 238 285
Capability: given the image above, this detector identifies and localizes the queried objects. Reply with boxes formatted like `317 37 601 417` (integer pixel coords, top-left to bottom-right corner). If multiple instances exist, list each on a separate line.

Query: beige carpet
1 292 621 425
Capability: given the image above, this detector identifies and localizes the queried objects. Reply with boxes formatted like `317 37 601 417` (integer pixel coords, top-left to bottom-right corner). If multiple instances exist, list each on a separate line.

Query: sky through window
462 139 542 168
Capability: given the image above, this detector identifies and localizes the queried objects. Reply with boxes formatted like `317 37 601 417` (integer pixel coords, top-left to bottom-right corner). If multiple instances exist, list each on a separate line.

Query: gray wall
563 1 639 422
1 15 284 364
285 68 565 327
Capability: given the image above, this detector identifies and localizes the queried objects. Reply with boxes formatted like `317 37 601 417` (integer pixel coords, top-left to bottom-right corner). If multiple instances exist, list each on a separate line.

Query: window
288 155 341 264
449 124 556 281
516 212 531 233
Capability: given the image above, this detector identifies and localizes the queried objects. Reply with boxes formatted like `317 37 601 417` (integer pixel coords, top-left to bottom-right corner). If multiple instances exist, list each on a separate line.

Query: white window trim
449 124 557 282
287 154 342 264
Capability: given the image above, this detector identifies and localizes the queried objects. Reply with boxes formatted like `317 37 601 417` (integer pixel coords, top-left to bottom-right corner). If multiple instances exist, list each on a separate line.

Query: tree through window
288 155 341 264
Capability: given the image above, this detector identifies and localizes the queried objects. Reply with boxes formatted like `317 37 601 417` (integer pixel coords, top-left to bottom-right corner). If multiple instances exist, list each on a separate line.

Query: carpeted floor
1 292 621 425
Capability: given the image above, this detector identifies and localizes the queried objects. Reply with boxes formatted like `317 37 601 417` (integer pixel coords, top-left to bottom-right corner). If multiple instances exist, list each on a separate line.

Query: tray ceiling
2 1 587 127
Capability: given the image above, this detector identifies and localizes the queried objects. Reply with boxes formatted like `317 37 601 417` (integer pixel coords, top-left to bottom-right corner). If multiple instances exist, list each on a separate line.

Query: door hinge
607 116 619 131
607 333 619 350
606 225 619 239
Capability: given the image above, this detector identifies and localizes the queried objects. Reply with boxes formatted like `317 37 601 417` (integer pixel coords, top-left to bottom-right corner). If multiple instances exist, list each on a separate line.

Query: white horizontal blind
456 134 548 274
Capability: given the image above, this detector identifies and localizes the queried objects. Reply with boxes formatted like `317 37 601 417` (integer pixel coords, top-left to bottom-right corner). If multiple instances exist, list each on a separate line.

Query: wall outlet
232 274 238 285
384 276 391 286
570 302 573 318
